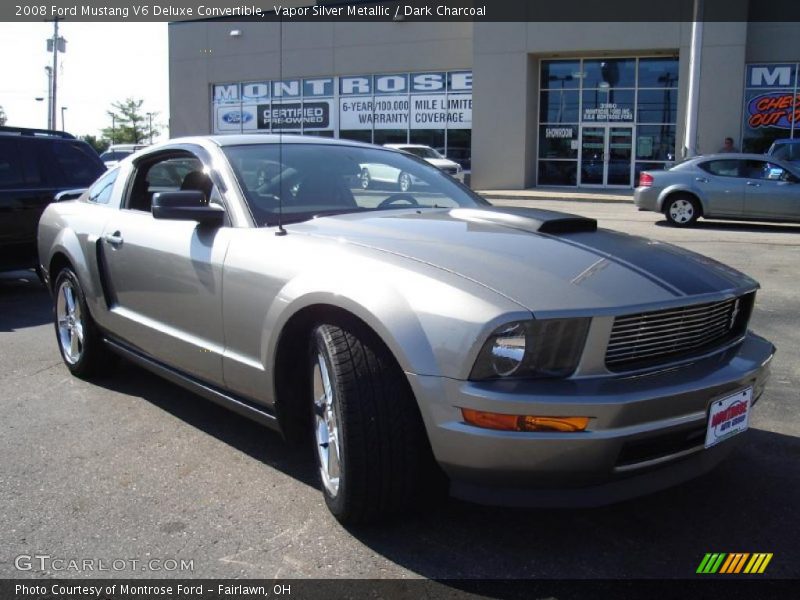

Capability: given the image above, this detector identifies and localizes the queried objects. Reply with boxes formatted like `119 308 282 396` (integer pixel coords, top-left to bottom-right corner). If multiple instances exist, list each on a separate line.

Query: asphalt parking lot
1 199 798 581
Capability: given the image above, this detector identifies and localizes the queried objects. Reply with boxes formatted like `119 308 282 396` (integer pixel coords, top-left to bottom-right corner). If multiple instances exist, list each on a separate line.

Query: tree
101 98 161 144
80 134 109 155
0 105 7 126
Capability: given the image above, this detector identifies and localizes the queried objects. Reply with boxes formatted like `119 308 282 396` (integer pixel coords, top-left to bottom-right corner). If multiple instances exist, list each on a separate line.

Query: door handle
695 177 709 183
104 232 124 247
746 181 761 187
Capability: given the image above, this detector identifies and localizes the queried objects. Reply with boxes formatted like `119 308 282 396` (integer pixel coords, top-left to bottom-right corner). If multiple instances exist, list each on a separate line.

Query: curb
479 193 633 204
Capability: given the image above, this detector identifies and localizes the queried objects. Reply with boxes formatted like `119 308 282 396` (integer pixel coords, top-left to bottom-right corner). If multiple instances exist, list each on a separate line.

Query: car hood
293 207 757 316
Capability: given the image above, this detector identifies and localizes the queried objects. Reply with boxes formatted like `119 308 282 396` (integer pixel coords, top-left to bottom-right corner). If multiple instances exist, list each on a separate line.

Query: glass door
580 127 605 185
607 127 633 186
579 125 634 187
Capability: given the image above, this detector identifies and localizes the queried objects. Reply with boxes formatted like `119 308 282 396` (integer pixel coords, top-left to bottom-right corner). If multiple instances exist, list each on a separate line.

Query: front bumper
407 332 775 507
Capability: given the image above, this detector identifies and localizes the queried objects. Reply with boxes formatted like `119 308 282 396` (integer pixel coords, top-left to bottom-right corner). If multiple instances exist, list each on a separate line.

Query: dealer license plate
705 387 752 449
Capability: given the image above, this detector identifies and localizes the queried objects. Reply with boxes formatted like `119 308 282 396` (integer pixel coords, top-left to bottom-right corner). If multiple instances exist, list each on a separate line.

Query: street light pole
50 18 59 135
61 106 67 132
35 97 45 128
146 112 153 144
45 66 53 129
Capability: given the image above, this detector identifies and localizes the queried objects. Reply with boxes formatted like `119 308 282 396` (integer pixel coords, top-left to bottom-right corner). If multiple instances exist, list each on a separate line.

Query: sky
0 22 169 141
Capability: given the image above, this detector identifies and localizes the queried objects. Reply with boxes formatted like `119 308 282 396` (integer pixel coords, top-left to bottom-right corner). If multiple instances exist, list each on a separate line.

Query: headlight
470 318 591 380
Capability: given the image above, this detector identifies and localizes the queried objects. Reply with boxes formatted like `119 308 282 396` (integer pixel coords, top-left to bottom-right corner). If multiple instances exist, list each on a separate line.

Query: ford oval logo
222 110 253 124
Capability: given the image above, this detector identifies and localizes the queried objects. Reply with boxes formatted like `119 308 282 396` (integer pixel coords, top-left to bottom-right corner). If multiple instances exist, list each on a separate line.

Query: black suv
0 127 105 271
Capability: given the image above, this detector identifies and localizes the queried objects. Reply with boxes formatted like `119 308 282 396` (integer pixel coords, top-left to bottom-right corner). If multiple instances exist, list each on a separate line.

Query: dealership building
168 11 800 189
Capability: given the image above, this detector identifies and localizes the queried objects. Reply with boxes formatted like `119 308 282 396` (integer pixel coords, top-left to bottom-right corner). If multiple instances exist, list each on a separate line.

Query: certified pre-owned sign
257 102 330 130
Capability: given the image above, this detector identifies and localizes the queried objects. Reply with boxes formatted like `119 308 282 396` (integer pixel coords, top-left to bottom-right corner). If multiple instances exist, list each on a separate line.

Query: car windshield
100 150 133 161
222 143 487 227
400 146 443 159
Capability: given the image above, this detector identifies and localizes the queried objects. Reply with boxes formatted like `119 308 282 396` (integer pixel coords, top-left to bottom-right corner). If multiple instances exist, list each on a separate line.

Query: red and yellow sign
747 92 800 129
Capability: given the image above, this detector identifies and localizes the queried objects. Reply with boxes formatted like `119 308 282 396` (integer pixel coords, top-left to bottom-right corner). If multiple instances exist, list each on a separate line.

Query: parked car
38 135 774 523
0 126 106 271
439 146 471 171
635 153 800 226
387 144 465 182
767 138 800 166
100 144 149 168
360 143 464 191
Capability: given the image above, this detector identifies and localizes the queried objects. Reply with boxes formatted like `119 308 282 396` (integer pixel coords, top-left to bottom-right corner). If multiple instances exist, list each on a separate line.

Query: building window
340 130 372 144
538 56 678 187
410 129 445 153
373 129 409 145
540 90 580 123
742 64 799 153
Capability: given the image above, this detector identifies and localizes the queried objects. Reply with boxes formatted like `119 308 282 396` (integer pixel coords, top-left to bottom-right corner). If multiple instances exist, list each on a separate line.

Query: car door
742 159 800 221
99 147 232 386
694 159 746 217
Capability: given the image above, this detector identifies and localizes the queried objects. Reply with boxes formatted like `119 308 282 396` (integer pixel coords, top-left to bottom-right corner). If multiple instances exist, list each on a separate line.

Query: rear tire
53 268 114 379
309 321 433 524
664 194 701 227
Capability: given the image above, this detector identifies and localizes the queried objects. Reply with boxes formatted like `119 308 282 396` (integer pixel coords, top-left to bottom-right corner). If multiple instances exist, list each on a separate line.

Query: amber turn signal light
461 408 589 432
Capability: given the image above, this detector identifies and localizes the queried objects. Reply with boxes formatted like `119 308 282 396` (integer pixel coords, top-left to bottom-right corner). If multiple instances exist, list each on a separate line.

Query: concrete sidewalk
477 187 633 203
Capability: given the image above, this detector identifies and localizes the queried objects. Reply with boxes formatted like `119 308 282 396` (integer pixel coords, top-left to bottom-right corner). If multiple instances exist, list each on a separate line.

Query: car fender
45 227 100 301
656 183 709 212
39 205 108 320
261 254 529 381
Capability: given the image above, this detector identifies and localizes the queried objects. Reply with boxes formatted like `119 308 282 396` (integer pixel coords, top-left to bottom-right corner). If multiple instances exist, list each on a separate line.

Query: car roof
384 143 431 149
770 138 799 144
180 134 377 150
689 153 784 161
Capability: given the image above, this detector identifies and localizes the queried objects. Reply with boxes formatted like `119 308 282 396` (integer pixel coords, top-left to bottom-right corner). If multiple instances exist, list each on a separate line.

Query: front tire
53 268 112 379
664 194 701 227
309 322 430 524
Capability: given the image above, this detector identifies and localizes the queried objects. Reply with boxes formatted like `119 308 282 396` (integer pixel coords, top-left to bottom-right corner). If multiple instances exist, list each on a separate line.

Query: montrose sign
212 71 472 134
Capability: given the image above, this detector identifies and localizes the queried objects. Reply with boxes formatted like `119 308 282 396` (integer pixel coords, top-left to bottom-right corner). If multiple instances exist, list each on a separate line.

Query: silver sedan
635 153 800 226
38 136 774 523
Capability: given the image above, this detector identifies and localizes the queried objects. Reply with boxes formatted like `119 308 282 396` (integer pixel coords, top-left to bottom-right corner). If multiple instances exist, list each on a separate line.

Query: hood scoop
450 207 597 234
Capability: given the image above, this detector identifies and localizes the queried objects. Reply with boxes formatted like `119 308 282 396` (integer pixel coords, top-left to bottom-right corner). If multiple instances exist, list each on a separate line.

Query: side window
699 160 742 178
0 139 24 188
87 169 118 204
127 153 218 213
50 142 105 186
744 160 787 181
19 141 44 185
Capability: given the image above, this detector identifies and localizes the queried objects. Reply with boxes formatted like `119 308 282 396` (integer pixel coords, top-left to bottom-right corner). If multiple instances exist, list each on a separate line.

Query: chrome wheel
56 279 84 365
669 199 695 224
313 352 341 497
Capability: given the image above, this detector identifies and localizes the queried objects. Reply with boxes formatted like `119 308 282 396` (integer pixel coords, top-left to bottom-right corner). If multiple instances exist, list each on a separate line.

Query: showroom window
538 56 678 187
211 70 473 170
741 63 799 153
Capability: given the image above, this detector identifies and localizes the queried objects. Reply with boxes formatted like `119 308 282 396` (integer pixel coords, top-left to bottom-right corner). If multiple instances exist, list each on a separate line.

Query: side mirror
152 191 225 226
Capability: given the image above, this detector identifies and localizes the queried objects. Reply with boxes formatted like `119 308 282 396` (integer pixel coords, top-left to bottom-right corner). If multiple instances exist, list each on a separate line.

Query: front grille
442 166 459 175
605 294 753 371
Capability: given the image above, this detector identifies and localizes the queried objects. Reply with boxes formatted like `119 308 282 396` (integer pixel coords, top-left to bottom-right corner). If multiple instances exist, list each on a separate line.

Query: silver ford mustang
38 135 775 523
